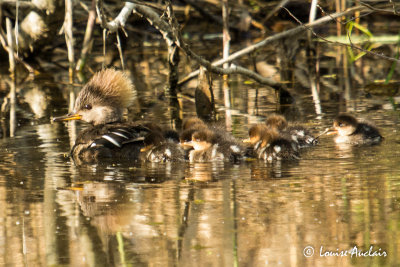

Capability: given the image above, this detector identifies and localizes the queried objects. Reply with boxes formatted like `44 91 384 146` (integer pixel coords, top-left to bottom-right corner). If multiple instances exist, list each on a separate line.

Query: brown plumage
244 123 300 162
265 113 318 148
180 118 244 163
265 114 288 131
140 130 185 163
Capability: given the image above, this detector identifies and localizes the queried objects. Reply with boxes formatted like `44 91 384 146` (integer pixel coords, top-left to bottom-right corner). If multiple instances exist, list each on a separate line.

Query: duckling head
244 124 278 149
332 114 358 137
182 117 206 130
265 114 288 131
191 129 216 150
141 131 165 152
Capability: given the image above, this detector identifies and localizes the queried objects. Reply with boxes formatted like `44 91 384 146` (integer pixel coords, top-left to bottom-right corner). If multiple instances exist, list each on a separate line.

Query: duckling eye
338 123 344 127
84 104 92 110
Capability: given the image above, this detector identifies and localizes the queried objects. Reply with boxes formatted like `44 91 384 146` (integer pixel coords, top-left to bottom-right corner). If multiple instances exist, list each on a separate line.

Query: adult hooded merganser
330 114 383 145
265 113 318 148
244 124 300 162
53 69 151 163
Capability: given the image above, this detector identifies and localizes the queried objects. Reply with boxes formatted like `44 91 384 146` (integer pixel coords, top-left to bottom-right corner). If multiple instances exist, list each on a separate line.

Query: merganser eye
84 104 92 110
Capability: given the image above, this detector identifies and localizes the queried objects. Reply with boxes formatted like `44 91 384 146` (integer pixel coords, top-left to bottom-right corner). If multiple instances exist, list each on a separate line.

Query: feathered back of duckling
76 69 135 110
192 129 216 144
265 114 288 131
182 117 207 130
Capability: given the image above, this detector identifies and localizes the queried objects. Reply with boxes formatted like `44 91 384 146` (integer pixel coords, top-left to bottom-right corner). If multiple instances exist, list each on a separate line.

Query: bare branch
178 4 372 85
283 7 400 63
262 0 290 24
0 28 35 73
1 0 42 13
96 0 134 33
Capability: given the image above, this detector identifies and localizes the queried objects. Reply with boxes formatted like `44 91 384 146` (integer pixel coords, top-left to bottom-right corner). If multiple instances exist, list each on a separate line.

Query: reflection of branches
177 187 194 259
283 7 400 63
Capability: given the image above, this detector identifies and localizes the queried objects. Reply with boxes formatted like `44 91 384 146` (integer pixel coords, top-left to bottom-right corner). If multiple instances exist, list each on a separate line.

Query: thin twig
15 0 19 57
261 0 290 24
283 7 400 63
180 0 241 32
116 32 125 70
76 0 96 72
65 0 75 79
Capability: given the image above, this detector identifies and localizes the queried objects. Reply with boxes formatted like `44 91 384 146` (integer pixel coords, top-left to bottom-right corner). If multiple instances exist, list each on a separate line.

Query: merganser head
332 114 358 137
192 129 216 150
183 129 215 151
54 69 134 125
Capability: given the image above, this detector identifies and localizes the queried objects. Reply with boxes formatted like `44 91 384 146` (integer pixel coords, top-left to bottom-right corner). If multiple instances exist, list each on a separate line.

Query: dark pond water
1 69 400 267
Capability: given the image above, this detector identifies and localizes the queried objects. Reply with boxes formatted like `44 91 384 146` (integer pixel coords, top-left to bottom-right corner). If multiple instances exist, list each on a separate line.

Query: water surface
0 92 399 266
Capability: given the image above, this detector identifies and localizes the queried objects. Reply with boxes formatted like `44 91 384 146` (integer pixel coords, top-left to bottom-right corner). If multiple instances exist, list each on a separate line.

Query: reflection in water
0 112 400 266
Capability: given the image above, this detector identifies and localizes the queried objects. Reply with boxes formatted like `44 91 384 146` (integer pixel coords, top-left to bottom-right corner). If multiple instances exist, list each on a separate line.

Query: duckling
180 117 244 162
244 124 300 162
330 114 383 145
182 128 243 163
53 69 150 163
140 130 185 162
265 113 318 148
